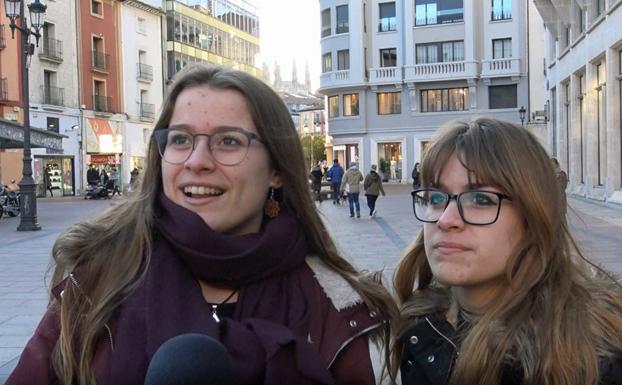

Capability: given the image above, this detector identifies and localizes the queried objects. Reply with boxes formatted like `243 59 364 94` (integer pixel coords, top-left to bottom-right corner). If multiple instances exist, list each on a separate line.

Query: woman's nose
436 199 464 229
184 137 216 170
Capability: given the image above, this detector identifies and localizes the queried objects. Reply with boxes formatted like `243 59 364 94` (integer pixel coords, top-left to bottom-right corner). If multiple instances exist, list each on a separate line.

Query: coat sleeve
363 175 371 190
5 301 61 385
379 179 385 196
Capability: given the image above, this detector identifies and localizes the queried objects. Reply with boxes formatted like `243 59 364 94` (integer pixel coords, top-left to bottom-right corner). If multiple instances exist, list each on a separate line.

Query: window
379 2 396 32
328 95 339 117
491 0 511 20
322 53 332 73
377 92 401 114
493 38 512 59
137 17 146 34
337 50 350 70
415 0 464 26
416 40 464 63
596 62 605 185
336 5 349 34
46 117 59 133
91 0 102 16
343 94 359 116
578 6 585 34
421 88 468 112
596 0 605 16
488 84 517 108
380 48 397 67
321 8 331 37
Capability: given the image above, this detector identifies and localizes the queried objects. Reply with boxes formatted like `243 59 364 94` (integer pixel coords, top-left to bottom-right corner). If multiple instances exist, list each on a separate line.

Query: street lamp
518 106 526 127
5 0 47 231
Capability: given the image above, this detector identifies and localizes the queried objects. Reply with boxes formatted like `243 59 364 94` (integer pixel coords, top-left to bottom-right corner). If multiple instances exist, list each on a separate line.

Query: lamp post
518 106 526 127
4 0 47 231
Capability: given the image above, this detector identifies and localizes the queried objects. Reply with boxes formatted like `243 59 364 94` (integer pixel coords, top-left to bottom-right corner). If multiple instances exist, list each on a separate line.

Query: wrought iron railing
140 102 155 118
41 85 64 105
91 50 109 71
137 63 153 81
93 94 112 112
40 38 63 61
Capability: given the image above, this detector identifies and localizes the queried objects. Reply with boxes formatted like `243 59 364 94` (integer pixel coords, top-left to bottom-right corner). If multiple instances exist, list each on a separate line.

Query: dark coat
7 258 383 385
400 315 622 385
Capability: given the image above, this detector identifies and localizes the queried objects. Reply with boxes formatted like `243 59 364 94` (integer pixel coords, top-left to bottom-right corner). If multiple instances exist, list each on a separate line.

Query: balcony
41 85 64 105
319 70 351 90
140 102 155 119
91 50 109 71
480 58 520 79
368 66 402 85
404 61 479 83
0 25 5 49
39 38 63 62
137 63 153 82
0 78 7 101
93 95 112 112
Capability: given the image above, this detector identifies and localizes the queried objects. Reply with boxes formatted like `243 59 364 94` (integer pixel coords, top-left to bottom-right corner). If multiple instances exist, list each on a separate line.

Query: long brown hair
50 64 397 384
392 118 622 385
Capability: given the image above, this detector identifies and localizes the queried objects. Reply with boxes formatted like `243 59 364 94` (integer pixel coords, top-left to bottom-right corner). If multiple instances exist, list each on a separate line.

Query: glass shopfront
34 156 75 197
378 142 402 182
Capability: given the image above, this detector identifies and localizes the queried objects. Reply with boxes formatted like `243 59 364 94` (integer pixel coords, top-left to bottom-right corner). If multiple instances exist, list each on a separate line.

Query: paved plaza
0 186 621 382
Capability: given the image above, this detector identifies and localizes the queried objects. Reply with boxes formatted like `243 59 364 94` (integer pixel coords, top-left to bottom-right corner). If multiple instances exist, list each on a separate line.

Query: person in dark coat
309 162 323 202
411 162 421 190
363 164 385 217
43 165 53 197
326 159 344 204
392 118 622 385
6 64 396 385
86 164 100 186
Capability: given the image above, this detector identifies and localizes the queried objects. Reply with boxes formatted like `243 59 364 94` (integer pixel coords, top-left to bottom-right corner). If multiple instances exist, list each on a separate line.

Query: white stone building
119 0 165 187
28 0 82 196
318 0 530 182
533 0 622 204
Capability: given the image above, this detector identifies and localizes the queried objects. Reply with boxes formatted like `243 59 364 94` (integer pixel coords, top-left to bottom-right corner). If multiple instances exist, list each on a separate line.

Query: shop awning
0 118 66 152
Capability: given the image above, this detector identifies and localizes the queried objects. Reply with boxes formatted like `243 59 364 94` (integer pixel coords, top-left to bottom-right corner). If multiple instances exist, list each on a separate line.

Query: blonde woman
392 118 622 385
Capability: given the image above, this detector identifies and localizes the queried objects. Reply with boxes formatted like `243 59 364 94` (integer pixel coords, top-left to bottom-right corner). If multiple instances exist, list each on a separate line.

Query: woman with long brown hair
7 64 396 385
392 118 622 385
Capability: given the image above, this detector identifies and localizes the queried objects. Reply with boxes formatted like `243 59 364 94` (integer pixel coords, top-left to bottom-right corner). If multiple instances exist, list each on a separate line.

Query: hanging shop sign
86 118 123 154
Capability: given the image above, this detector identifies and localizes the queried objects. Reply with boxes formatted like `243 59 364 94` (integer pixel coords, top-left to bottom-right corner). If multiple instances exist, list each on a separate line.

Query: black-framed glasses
153 127 263 166
411 188 512 225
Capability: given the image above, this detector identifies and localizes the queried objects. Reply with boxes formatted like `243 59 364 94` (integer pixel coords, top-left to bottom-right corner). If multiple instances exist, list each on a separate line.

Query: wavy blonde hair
50 64 397 384
392 118 622 385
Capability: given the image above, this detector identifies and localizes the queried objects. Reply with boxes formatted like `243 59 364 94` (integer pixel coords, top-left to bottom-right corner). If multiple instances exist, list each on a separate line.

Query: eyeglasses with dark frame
153 127 264 166
411 188 512 225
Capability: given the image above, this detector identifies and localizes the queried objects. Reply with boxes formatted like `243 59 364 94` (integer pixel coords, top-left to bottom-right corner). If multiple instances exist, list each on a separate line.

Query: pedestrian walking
44 164 53 197
363 164 385 217
411 162 421 190
551 157 568 214
129 167 140 192
326 159 344 204
309 161 323 202
86 164 100 186
109 167 122 196
392 118 622 385
340 161 363 218
6 64 395 385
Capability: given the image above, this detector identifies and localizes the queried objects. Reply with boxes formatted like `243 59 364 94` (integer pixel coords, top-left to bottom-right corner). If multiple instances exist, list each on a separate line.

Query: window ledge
413 21 465 29
489 18 512 24
587 14 606 33
558 46 571 60
571 32 586 48
548 59 556 69
608 0 622 14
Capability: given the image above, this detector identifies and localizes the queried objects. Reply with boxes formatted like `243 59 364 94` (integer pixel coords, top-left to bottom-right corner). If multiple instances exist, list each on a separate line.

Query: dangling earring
264 187 280 218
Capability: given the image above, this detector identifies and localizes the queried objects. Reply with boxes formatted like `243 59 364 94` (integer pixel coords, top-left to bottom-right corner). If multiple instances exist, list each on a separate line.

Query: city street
1 186 621 382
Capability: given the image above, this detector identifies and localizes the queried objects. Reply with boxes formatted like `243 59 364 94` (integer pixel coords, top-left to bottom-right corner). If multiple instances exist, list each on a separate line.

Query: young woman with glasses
7 65 396 385
391 118 622 385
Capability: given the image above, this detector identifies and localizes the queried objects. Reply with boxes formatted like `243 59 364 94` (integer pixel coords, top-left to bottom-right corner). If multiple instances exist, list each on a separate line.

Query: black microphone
144 333 234 385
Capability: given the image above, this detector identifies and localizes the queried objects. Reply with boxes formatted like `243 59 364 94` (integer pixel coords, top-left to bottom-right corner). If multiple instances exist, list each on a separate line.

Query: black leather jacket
400 315 622 385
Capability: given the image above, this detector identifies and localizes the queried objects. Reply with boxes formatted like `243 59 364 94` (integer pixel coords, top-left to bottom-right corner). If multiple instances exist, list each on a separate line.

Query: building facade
120 0 164 187
319 0 530 182
163 0 261 81
533 0 622 204
28 0 81 197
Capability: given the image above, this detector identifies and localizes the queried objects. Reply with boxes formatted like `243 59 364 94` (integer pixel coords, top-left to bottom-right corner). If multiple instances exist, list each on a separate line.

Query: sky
254 0 321 91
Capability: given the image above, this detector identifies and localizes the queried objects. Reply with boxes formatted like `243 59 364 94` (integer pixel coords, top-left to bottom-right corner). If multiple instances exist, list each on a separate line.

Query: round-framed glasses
153 128 263 166
411 188 512 225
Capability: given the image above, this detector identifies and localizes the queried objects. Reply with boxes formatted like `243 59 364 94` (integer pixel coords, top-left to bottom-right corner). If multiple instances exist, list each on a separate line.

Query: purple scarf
105 195 334 385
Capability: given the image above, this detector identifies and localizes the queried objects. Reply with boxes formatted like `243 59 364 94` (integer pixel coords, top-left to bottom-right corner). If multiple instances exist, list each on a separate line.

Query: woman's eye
215 134 244 147
170 134 191 146
471 192 496 206
429 193 446 206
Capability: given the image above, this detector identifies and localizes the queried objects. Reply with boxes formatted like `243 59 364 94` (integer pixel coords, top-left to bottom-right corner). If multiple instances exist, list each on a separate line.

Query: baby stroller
84 182 111 200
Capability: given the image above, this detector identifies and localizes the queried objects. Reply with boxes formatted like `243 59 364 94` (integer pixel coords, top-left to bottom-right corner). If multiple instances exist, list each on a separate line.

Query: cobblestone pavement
1 188 621 382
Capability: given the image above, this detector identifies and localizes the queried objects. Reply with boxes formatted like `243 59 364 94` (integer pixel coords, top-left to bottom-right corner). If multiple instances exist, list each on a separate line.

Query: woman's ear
270 172 283 189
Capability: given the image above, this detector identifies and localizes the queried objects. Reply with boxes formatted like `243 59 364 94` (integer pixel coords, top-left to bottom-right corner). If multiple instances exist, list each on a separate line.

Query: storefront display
34 156 75 197
378 143 402 182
